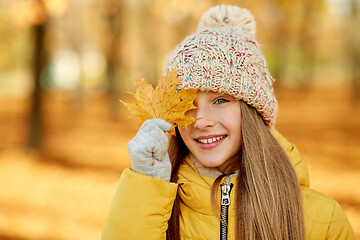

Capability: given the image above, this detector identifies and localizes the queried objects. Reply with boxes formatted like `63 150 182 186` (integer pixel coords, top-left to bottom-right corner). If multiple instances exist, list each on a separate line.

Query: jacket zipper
220 180 233 240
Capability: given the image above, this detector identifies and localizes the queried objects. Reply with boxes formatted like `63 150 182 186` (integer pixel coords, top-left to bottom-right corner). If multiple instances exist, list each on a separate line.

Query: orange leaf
120 69 198 135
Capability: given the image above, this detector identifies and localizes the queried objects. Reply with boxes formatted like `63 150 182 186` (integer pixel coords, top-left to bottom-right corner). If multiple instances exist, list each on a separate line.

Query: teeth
197 136 225 144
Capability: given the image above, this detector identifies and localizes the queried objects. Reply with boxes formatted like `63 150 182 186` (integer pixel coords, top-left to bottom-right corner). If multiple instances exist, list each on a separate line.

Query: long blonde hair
167 101 305 240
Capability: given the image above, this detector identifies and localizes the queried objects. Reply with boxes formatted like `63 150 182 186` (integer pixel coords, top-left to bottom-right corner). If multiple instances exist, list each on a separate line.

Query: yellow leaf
120 69 198 135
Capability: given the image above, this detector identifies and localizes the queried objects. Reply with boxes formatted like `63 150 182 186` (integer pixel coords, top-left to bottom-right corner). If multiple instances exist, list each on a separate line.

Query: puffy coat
102 129 355 239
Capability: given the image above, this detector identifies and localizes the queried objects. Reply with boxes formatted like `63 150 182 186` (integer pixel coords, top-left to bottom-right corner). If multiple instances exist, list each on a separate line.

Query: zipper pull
220 181 234 240
221 183 231 206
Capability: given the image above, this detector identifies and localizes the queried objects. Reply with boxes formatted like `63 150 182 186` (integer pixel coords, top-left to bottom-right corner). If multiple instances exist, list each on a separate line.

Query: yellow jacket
102 129 355 239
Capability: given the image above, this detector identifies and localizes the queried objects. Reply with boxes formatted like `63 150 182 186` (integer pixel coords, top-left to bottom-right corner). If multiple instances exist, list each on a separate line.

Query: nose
193 106 216 130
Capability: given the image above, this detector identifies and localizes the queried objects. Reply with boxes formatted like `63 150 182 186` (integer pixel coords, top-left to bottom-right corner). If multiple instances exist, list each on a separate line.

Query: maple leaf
121 69 198 135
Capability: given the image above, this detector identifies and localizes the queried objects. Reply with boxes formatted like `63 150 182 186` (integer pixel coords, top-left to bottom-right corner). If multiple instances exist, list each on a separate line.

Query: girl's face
179 91 242 173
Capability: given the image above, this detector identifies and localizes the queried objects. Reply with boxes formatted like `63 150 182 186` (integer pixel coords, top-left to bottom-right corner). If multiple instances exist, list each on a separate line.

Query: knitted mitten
128 119 173 182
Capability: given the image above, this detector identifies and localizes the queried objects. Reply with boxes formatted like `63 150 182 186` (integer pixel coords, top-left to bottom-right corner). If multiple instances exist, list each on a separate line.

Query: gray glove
128 119 173 182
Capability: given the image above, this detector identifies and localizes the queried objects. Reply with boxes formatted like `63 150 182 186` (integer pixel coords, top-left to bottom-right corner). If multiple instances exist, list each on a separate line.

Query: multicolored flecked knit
165 5 278 125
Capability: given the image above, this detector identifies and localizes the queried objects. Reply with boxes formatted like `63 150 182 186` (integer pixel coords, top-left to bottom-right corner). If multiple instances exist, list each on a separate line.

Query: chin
197 157 225 168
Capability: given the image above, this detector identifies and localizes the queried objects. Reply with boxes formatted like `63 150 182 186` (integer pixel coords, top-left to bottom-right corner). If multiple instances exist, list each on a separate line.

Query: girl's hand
128 119 173 182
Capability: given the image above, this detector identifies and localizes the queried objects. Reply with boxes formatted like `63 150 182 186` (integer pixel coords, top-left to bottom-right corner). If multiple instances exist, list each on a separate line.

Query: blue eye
215 98 228 104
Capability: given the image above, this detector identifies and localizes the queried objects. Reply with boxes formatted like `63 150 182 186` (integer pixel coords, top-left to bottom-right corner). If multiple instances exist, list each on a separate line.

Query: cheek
219 108 241 140
178 127 190 141
224 120 241 136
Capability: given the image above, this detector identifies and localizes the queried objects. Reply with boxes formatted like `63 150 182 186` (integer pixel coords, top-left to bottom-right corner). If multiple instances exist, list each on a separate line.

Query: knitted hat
165 5 278 125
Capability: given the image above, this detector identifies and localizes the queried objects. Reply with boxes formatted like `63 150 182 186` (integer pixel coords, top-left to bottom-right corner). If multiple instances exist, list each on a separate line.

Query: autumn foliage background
0 0 360 239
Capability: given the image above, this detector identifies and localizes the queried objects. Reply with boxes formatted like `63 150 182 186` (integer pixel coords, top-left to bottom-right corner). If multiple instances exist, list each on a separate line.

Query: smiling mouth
195 135 227 144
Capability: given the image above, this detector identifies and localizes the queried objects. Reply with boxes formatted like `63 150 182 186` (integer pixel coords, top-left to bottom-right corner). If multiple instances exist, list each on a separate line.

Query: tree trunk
27 22 46 149
350 0 360 102
106 6 122 120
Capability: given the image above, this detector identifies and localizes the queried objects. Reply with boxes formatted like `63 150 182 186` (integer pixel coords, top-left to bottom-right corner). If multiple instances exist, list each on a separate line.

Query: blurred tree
27 0 48 150
138 2 161 85
349 0 360 102
27 0 69 149
104 0 123 120
298 0 318 86
269 1 291 84
275 0 325 87
147 0 193 82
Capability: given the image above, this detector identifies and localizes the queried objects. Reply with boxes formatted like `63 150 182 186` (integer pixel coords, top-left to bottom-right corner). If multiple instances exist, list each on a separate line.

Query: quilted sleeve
326 201 356 240
101 168 178 240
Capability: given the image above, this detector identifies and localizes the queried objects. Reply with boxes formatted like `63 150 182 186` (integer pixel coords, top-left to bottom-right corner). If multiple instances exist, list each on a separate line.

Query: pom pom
197 5 256 38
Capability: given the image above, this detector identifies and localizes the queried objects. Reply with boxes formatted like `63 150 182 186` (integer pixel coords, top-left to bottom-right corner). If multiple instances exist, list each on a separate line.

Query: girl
102 5 355 240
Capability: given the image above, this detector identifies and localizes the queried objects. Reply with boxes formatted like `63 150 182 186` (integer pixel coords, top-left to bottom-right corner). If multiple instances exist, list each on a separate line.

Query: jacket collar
269 127 309 187
177 156 238 216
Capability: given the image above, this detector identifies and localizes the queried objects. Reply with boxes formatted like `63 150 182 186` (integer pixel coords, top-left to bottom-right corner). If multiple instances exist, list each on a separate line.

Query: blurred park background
0 0 359 239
